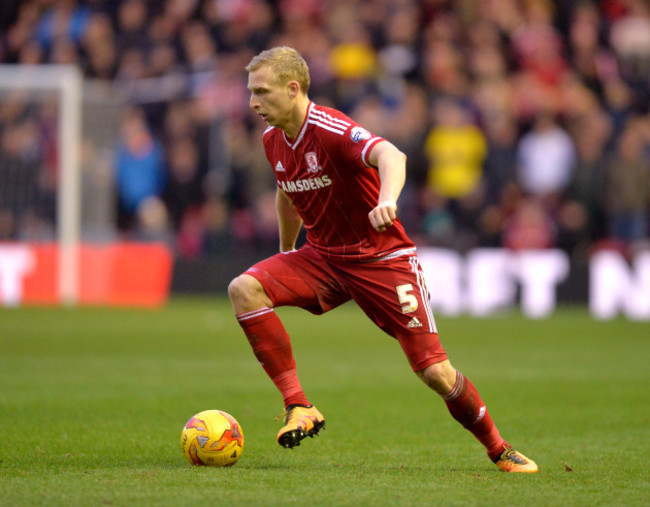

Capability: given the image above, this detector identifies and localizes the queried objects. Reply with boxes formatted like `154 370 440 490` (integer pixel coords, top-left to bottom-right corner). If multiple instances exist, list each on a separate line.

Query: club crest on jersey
305 151 322 173
350 126 372 143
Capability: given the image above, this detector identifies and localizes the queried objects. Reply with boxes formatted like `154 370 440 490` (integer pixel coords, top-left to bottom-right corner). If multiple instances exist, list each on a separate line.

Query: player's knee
227 274 254 304
228 274 269 312
416 360 457 395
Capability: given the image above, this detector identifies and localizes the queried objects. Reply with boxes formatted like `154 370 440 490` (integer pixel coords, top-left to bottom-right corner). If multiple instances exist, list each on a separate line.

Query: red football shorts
243 244 447 371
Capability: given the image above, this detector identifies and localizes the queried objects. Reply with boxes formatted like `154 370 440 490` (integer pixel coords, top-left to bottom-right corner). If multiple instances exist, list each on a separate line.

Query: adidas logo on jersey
275 161 285 172
407 317 423 328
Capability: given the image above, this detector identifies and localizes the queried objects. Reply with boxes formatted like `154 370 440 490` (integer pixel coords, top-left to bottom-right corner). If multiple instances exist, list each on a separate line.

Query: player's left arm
276 187 303 252
367 140 407 232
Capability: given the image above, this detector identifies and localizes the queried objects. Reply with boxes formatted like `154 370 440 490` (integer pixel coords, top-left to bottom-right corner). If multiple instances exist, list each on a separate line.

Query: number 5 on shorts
396 284 418 314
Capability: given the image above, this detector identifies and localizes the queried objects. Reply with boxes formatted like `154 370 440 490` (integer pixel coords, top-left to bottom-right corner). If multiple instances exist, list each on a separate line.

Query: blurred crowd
1 0 650 263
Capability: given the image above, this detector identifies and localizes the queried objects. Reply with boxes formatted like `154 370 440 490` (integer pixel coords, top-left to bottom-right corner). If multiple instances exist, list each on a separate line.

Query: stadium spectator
566 105 612 244
608 0 650 99
515 111 576 205
377 1 420 79
201 195 233 255
115 0 150 54
81 12 117 79
602 119 650 246
0 115 42 239
425 97 487 201
34 0 91 51
2 2 41 61
17 39 44 64
511 0 567 87
132 195 174 246
114 107 166 232
163 136 204 230
482 112 519 206
423 97 487 249
567 0 618 98
502 197 556 250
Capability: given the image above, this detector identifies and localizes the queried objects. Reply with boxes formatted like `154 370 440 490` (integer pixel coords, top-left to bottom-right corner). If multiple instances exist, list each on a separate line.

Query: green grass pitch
1 297 648 505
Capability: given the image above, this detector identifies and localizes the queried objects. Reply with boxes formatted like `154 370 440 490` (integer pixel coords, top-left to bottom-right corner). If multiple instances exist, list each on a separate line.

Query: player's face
247 66 293 130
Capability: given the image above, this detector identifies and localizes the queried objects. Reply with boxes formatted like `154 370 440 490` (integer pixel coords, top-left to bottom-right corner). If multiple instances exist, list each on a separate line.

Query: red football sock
443 371 505 460
236 307 310 408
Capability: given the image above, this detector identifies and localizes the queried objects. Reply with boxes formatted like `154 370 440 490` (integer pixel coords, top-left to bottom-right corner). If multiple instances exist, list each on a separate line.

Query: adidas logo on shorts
407 317 423 328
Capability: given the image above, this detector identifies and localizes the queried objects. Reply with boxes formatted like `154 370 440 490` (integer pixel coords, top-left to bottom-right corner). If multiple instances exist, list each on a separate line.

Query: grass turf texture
1 298 648 506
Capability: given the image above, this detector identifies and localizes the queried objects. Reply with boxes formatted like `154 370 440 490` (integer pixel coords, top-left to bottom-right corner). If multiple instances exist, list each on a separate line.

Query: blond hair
246 46 311 93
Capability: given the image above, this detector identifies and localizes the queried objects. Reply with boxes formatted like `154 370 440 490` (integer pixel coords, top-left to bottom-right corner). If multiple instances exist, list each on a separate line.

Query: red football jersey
262 101 415 262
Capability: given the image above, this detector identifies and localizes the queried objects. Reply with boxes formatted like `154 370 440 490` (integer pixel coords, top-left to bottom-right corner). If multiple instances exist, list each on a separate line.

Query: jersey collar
283 101 313 150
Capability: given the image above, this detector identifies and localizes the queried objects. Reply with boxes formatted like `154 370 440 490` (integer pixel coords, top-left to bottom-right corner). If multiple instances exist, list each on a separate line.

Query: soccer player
228 46 538 473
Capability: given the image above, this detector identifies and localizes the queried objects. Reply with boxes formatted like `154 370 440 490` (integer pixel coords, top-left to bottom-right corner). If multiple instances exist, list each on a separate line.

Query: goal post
0 64 83 305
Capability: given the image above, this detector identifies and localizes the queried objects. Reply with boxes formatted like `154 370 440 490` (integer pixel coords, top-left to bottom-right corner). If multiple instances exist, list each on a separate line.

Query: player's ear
287 81 299 99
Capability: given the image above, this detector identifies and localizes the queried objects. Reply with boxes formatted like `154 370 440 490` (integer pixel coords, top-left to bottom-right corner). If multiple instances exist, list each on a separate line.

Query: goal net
0 64 118 305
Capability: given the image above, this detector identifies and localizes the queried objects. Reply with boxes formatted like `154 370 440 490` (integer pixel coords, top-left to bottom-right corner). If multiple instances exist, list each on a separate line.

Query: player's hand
368 200 397 232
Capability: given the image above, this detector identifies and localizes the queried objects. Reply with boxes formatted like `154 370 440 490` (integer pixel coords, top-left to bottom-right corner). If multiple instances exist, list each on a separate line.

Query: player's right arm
276 187 303 252
367 140 407 232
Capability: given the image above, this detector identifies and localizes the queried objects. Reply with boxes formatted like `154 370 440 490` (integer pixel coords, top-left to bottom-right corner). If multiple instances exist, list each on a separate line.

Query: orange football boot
277 404 325 448
493 444 539 473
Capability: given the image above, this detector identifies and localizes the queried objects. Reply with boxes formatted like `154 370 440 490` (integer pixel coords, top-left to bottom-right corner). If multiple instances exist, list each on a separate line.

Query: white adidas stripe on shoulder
310 108 351 127
308 119 347 135
308 113 349 130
